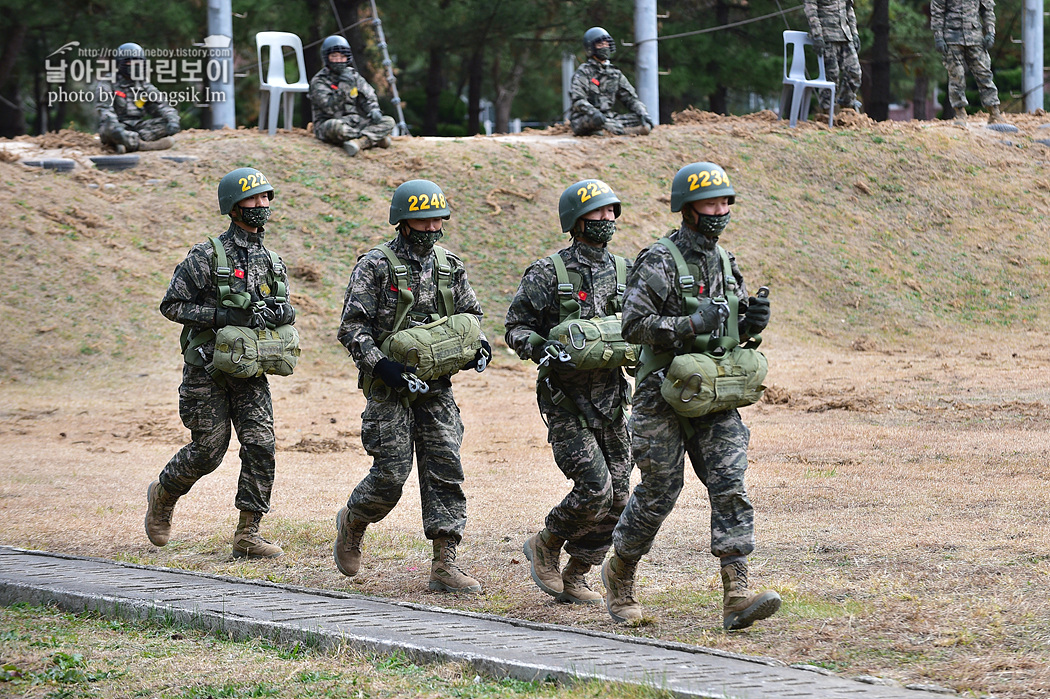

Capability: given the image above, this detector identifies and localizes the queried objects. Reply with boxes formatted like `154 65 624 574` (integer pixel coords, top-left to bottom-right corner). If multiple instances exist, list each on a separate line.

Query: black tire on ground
160 155 199 163
985 123 1019 133
89 154 140 171
22 159 76 172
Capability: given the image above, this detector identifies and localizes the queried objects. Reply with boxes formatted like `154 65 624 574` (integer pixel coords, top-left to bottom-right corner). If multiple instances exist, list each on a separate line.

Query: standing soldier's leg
821 44 843 112
943 45 970 113
965 45 1002 121
334 397 414 577
147 365 232 546
688 410 780 630
228 376 281 558
413 388 481 592
838 43 863 109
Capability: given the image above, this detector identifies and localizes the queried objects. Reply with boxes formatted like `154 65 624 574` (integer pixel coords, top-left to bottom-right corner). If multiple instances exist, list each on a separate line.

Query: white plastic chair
779 30 835 128
256 31 310 136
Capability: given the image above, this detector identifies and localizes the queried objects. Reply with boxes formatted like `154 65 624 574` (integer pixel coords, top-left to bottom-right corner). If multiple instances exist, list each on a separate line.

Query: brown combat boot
558 557 602 605
600 552 643 623
232 510 283 559
987 105 1005 124
523 529 563 597
139 136 174 151
333 506 368 577
721 559 781 630
377 135 393 148
429 537 482 592
144 480 179 547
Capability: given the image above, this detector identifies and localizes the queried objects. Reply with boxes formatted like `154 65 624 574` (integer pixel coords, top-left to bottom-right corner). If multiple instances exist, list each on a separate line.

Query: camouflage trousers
160 364 276 513
612 377 754 562
820 41 863 109
943 44 999 109
570 110 647 136
99 118 178 149
346 386 467 542
542 406 632 567
315 114 396 146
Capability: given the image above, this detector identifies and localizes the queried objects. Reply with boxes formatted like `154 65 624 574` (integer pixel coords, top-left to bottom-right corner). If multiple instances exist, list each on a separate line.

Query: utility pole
635 0 660 124
1023 0 1044 112
369 0 410 135
207 0 236 129
562 52 576 119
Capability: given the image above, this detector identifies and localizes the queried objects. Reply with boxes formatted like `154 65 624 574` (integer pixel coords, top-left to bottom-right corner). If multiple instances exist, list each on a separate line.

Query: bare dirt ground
2 113 1050 698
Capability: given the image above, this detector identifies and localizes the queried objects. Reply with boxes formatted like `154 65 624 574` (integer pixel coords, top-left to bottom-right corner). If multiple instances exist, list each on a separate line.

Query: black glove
852 35 861 53
216 306 265 330
374 357 411 389
464 339 491 371
934 35 947 54
261 298 296 328
643 114 655 129
589 108 606 127
687 299 730 335
369 108 383 123
742 296 770 336
983 32 994 50
811 34 826 53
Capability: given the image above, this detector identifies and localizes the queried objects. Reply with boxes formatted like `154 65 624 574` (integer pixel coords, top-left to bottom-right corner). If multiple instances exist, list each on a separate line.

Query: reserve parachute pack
181 236 300 381
639 237 766 418
366 243 482 395
529 252 639 371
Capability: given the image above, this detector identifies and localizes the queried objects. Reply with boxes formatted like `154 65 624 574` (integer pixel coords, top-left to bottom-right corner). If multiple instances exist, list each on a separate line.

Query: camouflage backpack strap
433 246 455 319
267 249 287 301
635 237 689 386
375 242 415 344
716 244 741 346
548 252 582 323
611 253 627 312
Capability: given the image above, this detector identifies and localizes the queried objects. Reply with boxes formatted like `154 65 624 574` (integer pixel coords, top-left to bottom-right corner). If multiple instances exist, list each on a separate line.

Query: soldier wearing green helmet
602 161 781 630
334 178 488 593
505 178 634 605
148 166 296 560
309 34 396 156
94 42 181 153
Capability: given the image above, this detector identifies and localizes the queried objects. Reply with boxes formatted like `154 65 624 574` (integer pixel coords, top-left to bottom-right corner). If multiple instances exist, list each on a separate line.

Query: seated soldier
569 27 654 137
95 42 180 153
309 35 396 157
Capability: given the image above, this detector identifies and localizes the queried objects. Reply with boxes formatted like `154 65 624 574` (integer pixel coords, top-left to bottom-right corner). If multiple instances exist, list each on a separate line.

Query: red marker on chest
591 78 600 86
234 269 245 279
578 291 588 301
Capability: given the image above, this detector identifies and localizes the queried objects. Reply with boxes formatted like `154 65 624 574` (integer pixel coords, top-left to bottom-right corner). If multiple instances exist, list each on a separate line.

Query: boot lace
619 560 637 601
345 520 366 552
565 570 593 592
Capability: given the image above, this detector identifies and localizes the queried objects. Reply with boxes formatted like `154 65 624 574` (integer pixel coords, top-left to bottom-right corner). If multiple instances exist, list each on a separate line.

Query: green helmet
558 179 621 232
388 179 451 225
115 42 145 78
321 35 354 70
670 162 735 212
218 167 275 215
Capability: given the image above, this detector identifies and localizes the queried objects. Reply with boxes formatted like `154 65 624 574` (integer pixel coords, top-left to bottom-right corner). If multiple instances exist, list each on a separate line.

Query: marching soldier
505 180 633 605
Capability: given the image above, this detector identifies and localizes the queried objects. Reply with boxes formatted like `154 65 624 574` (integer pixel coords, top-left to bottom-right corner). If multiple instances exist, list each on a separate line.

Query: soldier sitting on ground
94 42 181 153
309 35 396 157
569 27 654 137
931 0 1004 124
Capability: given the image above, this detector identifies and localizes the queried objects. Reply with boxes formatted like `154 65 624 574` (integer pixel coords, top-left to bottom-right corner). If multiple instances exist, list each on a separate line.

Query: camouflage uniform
569 59 651 136
803 0 863 110
158 221 289 513
612 222 757 562
94 75 180 149
309 66 396 146
504 240 633 566
337 233 484 542
931 0 999 109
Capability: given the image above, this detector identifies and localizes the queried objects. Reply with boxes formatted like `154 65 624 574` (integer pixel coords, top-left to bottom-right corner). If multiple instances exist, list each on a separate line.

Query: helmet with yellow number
558 179 621 232
670 162 735 212
388 180 451 225
218 167 275 215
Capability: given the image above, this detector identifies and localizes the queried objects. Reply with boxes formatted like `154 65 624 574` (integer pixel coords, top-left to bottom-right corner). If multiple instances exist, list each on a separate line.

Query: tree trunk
870 0 890 120
912 75 929 120
467 49 483 135
0 21 27 137
493 47 528 134
301 0 324 129
423 47 443 135
707 0 729 115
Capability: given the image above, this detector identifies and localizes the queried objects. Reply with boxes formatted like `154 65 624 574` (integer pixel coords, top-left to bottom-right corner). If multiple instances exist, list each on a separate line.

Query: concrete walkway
0 546 954 698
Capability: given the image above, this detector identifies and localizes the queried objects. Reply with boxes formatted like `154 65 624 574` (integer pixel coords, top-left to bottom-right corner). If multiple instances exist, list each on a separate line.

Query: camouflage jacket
94 74 180 134
309 66 381 125
160 222 290 359
804 0 859 43
621 222 749 361
931 0 995 45
338 233 485 376
505 239 632 425
569 59 649 120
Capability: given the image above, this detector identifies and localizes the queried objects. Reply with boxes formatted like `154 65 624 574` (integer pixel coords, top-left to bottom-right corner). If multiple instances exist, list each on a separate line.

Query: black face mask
593 46 612 60
405 227 443 250
239 206 271 228
581 219 616 244
694 211 731 237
